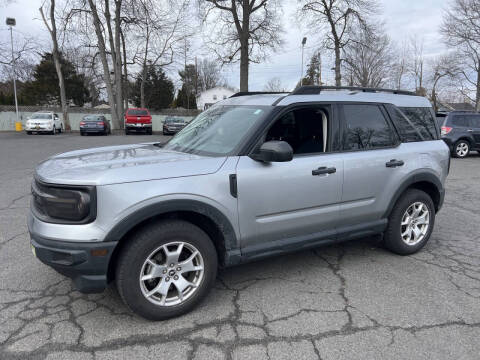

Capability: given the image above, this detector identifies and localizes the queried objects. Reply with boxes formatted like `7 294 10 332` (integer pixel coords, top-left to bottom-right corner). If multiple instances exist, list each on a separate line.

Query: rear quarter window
399 107 438 140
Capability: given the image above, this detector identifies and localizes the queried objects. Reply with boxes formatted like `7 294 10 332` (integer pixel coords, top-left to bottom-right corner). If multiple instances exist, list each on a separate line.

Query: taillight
97 121 104 126
80 121 86 126
441 126 452 136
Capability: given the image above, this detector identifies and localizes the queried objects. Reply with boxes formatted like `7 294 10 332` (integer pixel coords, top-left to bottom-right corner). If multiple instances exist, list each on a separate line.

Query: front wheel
51 126 56 135
453 140 470 158
116 220 217 320
384 189 435 255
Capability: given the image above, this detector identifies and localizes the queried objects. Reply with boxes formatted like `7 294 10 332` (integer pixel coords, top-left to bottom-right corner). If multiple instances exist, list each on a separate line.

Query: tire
80 132 85 136
384 189 435 255
59 125 63 134
453 140 470 158
27 131 32 135
51 126 56 135
116 220 217 320
125 130 130 135
147 128 153 135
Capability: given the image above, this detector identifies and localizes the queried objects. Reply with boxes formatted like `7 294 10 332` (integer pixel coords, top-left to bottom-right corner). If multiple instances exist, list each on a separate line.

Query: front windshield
31 113 52 119
164 105 271 156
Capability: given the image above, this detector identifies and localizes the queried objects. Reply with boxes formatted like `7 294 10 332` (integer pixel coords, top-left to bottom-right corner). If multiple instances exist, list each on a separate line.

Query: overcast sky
1 0 450 91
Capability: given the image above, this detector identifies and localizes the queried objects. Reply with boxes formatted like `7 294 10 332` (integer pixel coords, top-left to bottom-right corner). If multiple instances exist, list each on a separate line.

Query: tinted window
470 115 480 128
128 109 148 116
342 105 395 150
400 107 437 140
450 115 470 127
388 106 423 142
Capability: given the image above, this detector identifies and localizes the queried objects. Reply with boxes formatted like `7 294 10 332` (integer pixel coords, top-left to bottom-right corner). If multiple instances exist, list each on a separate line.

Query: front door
235 105 344 255
469 114 480 149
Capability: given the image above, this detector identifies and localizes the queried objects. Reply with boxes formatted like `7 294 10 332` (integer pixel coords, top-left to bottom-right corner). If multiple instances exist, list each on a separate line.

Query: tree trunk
476 66 480 112
114 0 124 123
120 29 129 110
40 0 70 130
140 65 147 108
87 0 120 129
334 43 342 87
239 0 250 92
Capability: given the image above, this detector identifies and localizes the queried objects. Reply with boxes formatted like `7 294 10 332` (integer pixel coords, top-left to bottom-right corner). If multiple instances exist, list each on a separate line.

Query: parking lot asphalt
0 132 479 360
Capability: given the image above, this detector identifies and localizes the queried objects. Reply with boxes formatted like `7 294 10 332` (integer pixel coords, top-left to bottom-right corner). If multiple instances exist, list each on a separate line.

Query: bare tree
342 23 393 88
127 0 188 108
0 33 38 82
263 77 287 91
40 0 70 130
441 0 480 111
409 36 425 94
198 58 223 91
199 0 283 91
391 40 409 90
299 0 378 86
428 54 461 112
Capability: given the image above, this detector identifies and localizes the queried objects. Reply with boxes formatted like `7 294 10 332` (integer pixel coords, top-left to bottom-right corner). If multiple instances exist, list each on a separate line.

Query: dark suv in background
441 111 480 158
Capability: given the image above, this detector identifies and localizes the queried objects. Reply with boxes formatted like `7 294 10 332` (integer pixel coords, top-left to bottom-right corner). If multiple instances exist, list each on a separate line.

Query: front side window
400 107 437 140
342 104 395 150
164 105 271 156
470 115 480 128
264 107 329 155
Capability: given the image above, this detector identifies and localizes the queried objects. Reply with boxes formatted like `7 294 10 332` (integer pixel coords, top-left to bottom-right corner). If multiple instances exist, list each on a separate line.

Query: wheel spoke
146 278 171 299
164 243 184 265
173 275 196 294
142 260 167 281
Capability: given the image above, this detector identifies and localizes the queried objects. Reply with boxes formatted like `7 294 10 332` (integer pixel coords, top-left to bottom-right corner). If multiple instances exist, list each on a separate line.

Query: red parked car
124 108 152 135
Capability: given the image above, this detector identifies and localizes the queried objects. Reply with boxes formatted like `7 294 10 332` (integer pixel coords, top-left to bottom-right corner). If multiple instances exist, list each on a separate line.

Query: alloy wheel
139 241 204 307
400 202 430 246
456 142 469 157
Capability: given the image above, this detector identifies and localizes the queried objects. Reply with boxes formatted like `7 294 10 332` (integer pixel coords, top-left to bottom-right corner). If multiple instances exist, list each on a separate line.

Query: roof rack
291 86 416 96
230 91 289 98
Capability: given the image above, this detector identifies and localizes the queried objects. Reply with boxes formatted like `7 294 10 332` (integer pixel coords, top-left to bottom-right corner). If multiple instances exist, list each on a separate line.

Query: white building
196 86 236 110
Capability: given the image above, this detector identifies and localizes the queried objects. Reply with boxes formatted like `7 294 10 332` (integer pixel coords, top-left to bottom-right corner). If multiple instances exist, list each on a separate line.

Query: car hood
35 143 227 186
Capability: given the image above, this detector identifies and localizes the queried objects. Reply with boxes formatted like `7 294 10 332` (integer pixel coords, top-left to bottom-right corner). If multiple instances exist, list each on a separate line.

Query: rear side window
342 104 395 150
450 115 470 127
399 107 437 140
388 106 423 142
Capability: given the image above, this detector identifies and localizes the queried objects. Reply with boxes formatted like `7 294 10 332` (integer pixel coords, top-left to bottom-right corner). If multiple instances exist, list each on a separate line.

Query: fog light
91 249 108 257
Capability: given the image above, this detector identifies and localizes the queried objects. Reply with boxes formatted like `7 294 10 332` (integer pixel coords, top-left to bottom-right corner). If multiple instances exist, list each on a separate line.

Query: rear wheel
384 189 435 255
147 128 153 135
27 131 32 135
125 129 130 135
453 140 470 158
116 220 217 320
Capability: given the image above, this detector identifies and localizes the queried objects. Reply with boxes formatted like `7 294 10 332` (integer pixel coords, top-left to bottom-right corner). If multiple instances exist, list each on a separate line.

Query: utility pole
6 18 19 126
300 37 307 86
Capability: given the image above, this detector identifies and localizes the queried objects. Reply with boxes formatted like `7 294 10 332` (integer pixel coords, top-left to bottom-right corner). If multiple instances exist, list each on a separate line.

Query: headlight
31 179 96 224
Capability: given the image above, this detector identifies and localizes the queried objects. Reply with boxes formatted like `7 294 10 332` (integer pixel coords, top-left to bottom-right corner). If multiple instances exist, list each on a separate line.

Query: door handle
467 129 474 132
386 159 404 168
312 166 336 176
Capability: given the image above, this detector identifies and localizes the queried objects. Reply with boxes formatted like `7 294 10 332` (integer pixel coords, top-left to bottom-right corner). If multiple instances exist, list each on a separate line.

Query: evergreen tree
175 64 199 109
22 53 90 106
133 66 174 110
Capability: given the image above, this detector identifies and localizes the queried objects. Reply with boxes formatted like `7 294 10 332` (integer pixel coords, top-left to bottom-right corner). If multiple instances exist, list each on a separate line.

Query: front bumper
30 235 117 293
25 124 53 132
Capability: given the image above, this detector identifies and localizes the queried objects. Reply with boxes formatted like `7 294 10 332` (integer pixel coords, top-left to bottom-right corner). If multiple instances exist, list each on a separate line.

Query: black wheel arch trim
103 199 239 255
384 171 445 218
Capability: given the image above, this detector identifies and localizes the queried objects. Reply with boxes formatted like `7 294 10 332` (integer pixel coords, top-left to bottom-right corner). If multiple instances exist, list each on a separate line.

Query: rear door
338 104 406 228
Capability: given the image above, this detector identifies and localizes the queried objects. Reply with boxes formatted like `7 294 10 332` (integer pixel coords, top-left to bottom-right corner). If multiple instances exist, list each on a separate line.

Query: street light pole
6 18 19 126
301 37 307 86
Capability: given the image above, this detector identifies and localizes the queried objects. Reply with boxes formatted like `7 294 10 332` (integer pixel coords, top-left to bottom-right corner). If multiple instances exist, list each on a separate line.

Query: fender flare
383 171 445 218
103 199 238 253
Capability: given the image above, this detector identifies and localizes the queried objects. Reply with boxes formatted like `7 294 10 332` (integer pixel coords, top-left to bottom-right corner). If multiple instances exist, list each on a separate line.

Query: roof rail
230 91 289 98
291 86 416 96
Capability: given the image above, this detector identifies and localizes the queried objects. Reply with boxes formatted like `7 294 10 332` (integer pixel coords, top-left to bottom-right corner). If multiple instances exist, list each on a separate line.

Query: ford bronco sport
29 86 449 320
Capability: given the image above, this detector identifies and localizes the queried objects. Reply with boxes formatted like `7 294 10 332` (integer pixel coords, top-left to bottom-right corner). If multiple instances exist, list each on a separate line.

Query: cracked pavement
0 132 479 359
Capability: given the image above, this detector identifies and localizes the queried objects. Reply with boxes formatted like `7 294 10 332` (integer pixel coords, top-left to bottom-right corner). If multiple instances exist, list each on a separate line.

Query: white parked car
25 112 64 135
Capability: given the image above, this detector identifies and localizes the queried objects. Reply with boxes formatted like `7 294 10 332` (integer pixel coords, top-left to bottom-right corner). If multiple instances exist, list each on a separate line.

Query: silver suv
29 86 450 320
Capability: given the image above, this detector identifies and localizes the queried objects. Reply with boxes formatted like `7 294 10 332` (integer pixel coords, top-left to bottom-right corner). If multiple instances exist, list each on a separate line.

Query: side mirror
250 140 293 162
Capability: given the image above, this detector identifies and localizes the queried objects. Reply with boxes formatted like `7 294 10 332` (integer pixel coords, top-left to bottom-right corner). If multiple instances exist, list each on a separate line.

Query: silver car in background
28 86 449 320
